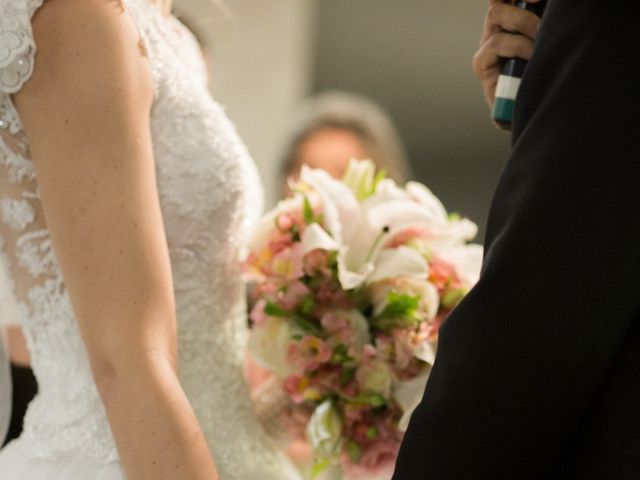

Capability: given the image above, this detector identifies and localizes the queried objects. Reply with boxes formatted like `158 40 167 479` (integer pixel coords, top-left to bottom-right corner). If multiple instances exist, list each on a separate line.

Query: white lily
367 246 430 285
393 366 431 432
300 164 431 290
306 399 343 461
437 243 484 286
404 181 448 224
342 158 377 200
301 223 341 254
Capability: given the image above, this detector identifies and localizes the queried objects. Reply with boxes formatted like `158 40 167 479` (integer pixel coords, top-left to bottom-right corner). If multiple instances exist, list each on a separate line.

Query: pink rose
343 438 401 479
279 280 311 311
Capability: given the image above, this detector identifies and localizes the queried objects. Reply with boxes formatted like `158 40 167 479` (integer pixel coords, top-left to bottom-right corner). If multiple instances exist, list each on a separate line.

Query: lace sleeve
0 0 45 95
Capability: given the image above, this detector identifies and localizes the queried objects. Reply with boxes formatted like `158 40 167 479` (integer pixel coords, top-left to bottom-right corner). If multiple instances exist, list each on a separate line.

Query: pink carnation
392 329 417 370
283 376 307 404
315 283 354 309
321 311 348 332
429 257 462 291
271 243 305 281
279 280 311 311
303 249 332 277
343 438 401 479
287 336 332 373
249 299 268 326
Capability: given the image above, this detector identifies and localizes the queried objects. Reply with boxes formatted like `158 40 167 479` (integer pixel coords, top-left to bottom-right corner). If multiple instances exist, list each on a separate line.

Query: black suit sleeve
393 1 640 478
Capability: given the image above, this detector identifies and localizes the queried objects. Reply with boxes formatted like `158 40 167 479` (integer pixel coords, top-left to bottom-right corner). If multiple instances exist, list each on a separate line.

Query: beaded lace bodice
0 1 298 478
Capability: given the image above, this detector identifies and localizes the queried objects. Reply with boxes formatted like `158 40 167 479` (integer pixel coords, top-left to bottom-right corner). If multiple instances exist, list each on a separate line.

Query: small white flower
436 243 483 286
301 223 340 254
368 247 429 285
325 309 371 352
247 317 297 378
393 366 431 432
342 158 376 200
356 359 394 399
370 277 440 323
306 400 343 461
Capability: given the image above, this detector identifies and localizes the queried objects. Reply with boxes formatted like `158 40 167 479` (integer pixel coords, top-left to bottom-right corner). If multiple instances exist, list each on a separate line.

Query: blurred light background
176 0 511 242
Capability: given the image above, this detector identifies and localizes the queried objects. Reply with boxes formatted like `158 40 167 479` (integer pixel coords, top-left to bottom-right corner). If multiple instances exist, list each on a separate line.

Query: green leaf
441 287 468 310
299 294 316 316
373 168 387 191
303 195 315 224
372 292 422 331
310 458 331 479
345 392 388 408
293 315 322 335
327 251 339 271
290 224 301 242
368 393 388 408
448 212 461 221
347 440 362 463
330 344 349 365
339 367 356 386
385 292 420 315
264 301 290 318
366 426 379 439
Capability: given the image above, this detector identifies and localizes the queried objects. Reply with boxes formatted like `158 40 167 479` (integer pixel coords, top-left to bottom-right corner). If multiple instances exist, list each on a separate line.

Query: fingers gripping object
491 1 547 130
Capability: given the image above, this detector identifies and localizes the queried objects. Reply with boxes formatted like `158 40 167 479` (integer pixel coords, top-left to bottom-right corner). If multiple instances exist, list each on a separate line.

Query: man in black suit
393 1 640 478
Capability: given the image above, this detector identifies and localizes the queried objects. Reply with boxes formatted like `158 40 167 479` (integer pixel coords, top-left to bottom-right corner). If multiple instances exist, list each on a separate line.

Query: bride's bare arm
14 1 218 478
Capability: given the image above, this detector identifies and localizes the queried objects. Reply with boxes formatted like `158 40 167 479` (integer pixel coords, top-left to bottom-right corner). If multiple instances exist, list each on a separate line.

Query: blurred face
294 128 369 180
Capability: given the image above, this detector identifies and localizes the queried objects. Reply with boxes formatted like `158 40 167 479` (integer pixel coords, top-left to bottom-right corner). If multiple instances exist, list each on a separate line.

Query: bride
0 0 301 478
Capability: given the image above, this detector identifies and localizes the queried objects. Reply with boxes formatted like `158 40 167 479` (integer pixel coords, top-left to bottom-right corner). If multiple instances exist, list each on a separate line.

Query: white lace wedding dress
0 0 301 478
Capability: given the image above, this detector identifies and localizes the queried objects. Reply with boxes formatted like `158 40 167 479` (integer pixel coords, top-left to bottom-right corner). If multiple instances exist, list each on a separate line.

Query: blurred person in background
278 91 411 189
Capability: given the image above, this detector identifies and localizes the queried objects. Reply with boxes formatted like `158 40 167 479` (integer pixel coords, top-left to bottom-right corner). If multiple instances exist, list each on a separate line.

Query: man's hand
472 0 542 109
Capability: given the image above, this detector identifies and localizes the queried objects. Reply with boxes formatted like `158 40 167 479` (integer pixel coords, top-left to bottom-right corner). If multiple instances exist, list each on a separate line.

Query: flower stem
364 226 390 264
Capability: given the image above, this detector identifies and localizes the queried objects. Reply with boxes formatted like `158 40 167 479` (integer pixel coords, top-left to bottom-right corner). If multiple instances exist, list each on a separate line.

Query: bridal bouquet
245 160 482 479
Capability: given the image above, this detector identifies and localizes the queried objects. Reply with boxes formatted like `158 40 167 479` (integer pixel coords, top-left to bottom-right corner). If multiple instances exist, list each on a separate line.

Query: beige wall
176 0 316 207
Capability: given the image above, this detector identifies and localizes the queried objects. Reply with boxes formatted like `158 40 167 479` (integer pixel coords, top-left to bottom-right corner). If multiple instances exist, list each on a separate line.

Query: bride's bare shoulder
30 0 149 80
21 0 152 104
33 0 136 43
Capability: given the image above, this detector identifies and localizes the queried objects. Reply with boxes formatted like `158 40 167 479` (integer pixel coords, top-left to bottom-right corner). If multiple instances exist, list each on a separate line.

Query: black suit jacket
393 1 640 478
